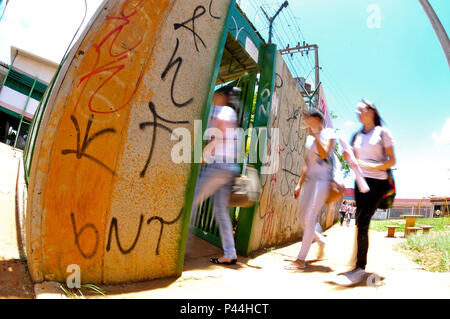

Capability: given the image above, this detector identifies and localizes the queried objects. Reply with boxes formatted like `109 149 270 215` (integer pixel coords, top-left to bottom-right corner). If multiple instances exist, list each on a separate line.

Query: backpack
351 127 396 209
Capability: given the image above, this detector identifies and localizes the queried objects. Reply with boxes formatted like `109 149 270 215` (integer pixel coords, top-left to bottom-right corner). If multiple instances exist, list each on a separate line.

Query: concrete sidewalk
94 224 449 299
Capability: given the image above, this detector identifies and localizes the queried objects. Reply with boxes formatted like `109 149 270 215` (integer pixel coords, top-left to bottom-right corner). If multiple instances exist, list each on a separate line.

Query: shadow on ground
324 272 386 290
0 259 35 299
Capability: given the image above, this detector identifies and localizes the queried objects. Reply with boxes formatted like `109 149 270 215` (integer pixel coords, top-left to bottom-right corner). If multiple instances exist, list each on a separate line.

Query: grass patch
370 217 450 233
394 232 450 272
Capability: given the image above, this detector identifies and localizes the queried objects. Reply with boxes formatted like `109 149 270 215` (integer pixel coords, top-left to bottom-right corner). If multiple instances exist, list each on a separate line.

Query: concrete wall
26 0 232 284
249 51 340 252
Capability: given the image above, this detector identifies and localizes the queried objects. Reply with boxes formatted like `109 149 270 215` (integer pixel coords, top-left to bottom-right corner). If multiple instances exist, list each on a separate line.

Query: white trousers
297 178 329 260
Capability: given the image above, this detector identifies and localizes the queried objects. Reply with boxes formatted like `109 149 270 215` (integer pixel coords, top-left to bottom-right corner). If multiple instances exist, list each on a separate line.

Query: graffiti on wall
27 0 231 284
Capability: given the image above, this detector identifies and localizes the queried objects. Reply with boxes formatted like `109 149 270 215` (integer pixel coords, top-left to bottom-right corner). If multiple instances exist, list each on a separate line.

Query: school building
0 46 58 150
344 188 449 219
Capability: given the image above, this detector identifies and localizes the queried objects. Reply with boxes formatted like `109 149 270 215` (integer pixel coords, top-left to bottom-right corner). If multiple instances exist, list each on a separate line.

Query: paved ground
0 143 34 299
0 142 449 299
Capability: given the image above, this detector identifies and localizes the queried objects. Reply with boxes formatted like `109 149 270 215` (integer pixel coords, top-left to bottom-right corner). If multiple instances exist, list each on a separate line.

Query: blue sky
239 0 450 198
1 0 449 198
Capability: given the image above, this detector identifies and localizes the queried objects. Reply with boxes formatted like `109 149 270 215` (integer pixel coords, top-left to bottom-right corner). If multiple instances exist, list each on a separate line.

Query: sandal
210 257 237 265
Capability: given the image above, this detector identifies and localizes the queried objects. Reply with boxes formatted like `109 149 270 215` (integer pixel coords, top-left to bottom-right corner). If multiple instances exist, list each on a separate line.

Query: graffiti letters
174 6 207 52
139 102 189 177
71 212 99 259
106 215 144 255
105 209 183 256
61 114 116 175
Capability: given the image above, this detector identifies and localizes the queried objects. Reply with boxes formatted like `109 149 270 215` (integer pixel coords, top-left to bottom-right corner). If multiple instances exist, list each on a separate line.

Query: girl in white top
191 86 241 265
288 110 336 270
341 99 396 285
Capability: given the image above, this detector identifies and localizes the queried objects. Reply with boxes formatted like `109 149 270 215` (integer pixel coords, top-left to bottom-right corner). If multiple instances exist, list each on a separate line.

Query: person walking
339 200 349 226
346 202 356 227
339 99 396 285
287 110 336 270
191 86 241 265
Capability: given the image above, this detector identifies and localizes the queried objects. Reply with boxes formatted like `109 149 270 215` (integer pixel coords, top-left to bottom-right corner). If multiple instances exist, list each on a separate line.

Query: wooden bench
406 227 421 235
385 225 400 237
420 225 433 233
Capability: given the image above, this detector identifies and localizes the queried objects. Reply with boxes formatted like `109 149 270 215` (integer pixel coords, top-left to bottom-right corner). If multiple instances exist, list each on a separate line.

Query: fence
386 206 434 219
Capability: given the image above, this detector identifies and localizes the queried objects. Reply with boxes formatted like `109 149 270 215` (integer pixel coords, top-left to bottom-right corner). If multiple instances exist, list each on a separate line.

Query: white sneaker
333 268 366 287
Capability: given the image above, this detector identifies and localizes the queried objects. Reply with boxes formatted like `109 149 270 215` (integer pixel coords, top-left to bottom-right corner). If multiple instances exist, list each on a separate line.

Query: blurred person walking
346 202 356 227
338 99 396 285
191 86 241 265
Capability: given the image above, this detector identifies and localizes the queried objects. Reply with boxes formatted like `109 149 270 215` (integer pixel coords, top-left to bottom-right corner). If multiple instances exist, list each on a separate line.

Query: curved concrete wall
26 0 232 284
249 51 339 252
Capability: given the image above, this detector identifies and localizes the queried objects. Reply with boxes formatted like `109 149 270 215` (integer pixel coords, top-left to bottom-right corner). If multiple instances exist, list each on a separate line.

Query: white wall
0 85 40 119
14 54 57 84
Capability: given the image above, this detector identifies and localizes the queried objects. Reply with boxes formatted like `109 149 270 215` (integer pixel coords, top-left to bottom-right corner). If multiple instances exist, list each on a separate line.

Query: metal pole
14 77 37 148
418 0 450 67
261 1 288 44
1 62 12 88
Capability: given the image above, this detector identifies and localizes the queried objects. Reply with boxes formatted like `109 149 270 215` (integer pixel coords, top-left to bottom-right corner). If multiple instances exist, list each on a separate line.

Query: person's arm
357 146 396 170
294 164 307 199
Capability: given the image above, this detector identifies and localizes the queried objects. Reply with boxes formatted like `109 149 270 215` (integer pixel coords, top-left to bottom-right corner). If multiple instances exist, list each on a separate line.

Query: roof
10 46 59 68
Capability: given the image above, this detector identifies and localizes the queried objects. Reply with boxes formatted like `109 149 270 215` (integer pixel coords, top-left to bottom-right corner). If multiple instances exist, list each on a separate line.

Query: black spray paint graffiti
106 208 183 256
61 114 117 175
174 6 207 52
209 0 221 19
141 3 222 176
280 103 307 197
71 212 99 259
106 215 144 255
161 38 194 108
139 101 189 177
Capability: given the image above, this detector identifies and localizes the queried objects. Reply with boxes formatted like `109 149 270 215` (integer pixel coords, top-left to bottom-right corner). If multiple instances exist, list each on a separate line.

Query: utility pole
261 1 289 44
418 0 450 67
280 43 320 108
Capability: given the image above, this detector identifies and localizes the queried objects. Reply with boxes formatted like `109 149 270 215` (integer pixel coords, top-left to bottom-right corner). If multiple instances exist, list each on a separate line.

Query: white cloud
0 0 104 63
432 118 450 145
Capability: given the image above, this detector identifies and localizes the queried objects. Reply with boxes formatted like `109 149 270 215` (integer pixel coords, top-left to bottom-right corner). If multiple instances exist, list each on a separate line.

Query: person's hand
294 183 301 199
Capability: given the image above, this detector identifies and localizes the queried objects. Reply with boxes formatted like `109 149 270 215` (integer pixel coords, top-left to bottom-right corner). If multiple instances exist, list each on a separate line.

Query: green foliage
397 232 450 272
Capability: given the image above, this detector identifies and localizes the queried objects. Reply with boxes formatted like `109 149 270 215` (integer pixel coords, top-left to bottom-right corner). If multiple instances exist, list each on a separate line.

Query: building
0 46 58 149
343 188 438 219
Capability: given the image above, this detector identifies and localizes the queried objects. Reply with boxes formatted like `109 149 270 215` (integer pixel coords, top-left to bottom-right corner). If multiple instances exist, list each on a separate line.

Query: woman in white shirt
288 110 336 270
191 86 241 265
342 99 396 285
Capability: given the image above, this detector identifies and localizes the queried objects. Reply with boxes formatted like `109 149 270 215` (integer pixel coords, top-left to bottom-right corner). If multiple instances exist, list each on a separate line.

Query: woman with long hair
287 110 336 270
339 99 396 285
